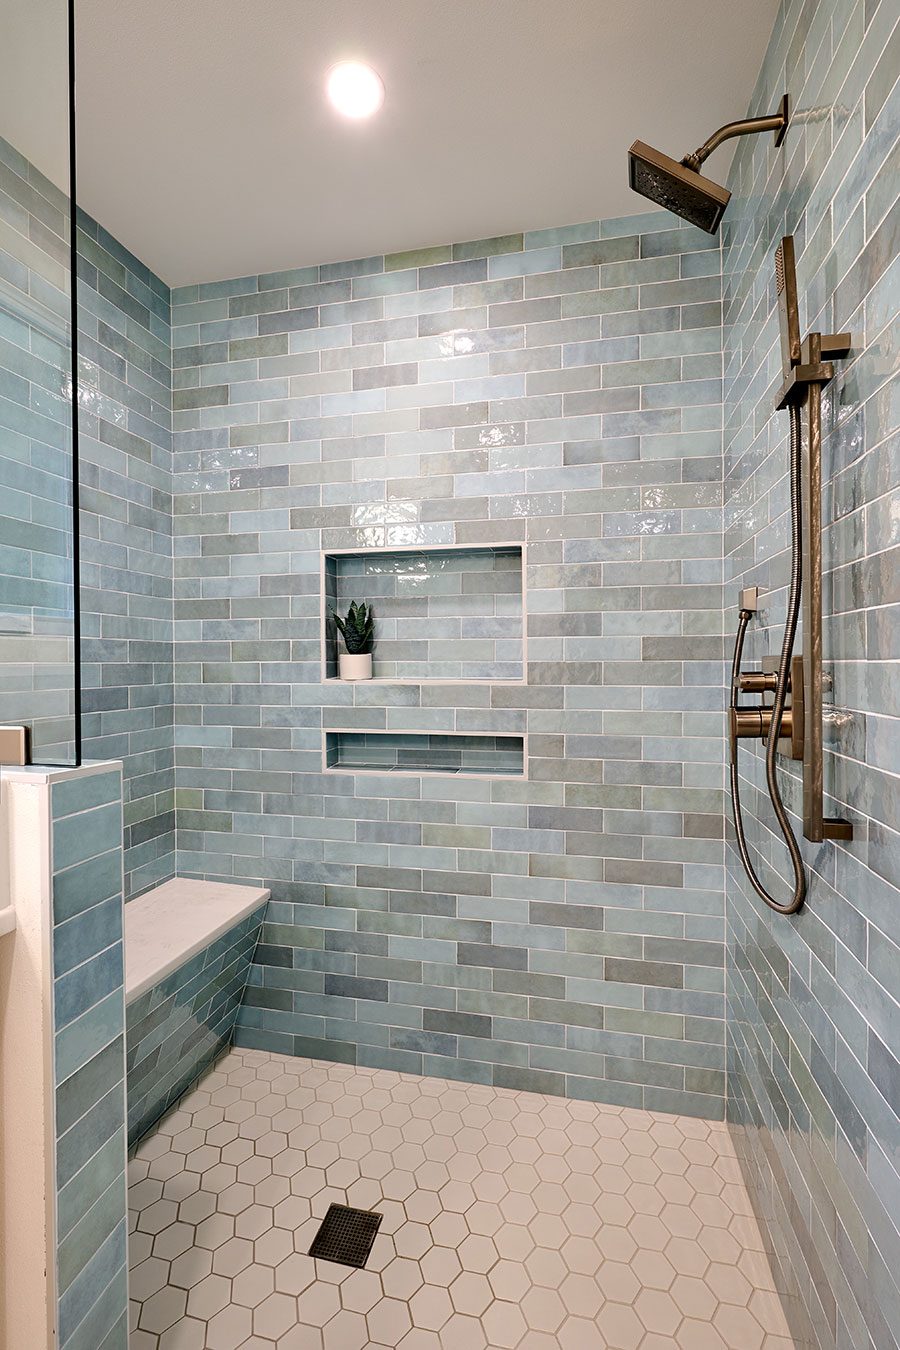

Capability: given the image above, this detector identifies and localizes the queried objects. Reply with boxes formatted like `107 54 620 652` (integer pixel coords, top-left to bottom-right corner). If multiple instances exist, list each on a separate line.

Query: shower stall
2 2 900 1349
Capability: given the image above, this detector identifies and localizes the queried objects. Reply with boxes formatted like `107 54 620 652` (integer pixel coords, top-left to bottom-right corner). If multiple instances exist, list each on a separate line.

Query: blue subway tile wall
171 216 728 1117
125 903 266 1147
0 133 77 759
51 766 128 1350
2 137 173 888
76 206 175 899
723 1 900 1347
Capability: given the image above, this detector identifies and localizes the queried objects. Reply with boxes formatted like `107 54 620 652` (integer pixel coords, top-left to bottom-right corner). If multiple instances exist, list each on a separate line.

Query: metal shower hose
729 401 806 915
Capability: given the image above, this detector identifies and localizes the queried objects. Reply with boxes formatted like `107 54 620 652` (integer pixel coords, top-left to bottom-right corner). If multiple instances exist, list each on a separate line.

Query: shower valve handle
729 654 805 764
730 706 794 742
738 670 778 694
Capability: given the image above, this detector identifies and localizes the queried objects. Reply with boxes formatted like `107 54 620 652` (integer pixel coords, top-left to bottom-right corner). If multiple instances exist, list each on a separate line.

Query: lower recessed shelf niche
323 544 524 682
325 731 525 777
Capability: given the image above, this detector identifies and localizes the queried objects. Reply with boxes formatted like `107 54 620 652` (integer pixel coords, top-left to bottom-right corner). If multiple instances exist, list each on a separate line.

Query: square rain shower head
628 141 731 234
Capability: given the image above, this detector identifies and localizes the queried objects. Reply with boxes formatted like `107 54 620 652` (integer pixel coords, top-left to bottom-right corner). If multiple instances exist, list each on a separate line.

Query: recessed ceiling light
327 61 384 119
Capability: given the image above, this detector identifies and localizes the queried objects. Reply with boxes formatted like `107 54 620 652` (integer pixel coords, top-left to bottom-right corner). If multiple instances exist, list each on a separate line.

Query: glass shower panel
0 0 79 764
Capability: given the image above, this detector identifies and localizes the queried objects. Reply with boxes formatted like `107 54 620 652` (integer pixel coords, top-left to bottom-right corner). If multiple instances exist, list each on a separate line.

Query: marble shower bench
124 878 269 1147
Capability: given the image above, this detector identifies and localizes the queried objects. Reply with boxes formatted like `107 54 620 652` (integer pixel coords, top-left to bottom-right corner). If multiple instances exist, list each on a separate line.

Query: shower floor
127 1048 792 1350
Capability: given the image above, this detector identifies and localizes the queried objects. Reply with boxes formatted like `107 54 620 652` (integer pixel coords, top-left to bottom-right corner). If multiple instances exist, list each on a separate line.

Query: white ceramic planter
339 651 373 681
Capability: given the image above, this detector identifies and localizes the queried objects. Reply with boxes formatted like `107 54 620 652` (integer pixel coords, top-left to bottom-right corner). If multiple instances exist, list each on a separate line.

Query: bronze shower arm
682 94 789 171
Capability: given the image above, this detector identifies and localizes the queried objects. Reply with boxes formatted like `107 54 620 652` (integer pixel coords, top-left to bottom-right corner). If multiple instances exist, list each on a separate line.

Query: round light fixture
327 61 384 119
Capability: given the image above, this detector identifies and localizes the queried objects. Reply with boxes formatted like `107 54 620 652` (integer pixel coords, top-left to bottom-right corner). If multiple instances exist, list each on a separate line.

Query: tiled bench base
125 879 268 1147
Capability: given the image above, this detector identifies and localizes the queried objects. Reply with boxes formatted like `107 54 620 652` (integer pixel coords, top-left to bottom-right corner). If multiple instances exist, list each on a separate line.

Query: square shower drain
308 1203 383 1268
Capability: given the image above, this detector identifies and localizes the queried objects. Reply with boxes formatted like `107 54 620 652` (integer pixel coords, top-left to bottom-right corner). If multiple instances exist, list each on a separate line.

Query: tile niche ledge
325 729 526 778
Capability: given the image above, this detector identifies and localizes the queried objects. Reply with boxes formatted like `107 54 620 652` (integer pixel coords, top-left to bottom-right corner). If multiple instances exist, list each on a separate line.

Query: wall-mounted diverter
728 236 853 915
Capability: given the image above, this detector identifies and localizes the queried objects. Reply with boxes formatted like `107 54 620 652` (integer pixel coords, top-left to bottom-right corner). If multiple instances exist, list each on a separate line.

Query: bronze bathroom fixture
728 236 853 916
627 95 789 233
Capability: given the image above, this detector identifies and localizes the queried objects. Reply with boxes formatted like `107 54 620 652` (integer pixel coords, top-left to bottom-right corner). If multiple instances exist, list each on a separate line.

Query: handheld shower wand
728 237 853 915
728 408 806 913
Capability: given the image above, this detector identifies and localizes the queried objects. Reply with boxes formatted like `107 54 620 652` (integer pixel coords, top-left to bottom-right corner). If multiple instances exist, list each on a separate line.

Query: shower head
628 95 789 235
628 142 730 234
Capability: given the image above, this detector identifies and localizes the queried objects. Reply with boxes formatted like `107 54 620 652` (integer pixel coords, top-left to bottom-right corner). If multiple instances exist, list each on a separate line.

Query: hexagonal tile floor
128 1048 793 1350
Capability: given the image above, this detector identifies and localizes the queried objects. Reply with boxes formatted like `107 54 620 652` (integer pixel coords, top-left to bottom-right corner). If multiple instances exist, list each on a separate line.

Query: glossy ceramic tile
52 765 129 1350
128 1048 791 1349
171 214 727 1118
126 890 267 1147
0 133 77 760
723 1 900 1347
76 205 175 900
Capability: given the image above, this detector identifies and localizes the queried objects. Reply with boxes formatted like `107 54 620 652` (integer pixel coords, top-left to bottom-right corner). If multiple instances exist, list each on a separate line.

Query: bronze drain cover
308 1202 383 1268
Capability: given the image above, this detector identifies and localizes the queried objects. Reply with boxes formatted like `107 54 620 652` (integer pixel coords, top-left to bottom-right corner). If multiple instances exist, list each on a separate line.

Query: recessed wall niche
322 544 524 682
325 730 525 777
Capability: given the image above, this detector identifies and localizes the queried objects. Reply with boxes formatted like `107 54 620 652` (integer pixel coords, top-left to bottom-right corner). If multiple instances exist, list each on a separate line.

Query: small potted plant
331 600 374 680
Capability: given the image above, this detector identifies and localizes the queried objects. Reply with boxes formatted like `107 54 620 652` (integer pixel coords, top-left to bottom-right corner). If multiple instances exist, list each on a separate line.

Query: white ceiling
1 0 69 190
1 0 779 287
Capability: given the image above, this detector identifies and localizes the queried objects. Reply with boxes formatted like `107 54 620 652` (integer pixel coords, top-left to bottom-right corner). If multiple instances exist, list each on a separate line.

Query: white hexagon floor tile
127 1049 794 1349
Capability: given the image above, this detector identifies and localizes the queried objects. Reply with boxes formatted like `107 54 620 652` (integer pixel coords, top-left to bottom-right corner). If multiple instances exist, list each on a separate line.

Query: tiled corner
75 205 175 901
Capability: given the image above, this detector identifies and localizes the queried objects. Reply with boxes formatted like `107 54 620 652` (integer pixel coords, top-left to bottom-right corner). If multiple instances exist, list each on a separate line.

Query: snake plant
330 601 374 654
